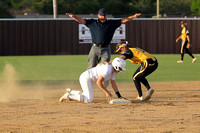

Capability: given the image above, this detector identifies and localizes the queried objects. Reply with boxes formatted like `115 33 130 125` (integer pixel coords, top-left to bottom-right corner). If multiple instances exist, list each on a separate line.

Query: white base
109 99 132 104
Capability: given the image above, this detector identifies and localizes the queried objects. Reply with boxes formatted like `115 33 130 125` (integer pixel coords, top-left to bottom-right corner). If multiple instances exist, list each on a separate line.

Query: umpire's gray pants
87 45 111 70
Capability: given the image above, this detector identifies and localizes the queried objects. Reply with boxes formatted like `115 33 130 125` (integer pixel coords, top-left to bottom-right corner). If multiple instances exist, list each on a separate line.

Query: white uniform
69 65 115 103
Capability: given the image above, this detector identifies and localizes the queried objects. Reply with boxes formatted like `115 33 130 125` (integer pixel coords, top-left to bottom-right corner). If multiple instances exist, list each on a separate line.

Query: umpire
66 9 141 69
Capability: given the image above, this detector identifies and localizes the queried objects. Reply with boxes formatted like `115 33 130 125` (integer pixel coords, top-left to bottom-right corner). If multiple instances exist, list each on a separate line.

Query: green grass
0 54 199 84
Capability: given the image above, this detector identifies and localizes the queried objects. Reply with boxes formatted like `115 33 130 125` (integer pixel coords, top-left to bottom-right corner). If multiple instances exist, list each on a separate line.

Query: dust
0 63 47 102
0 63 20 102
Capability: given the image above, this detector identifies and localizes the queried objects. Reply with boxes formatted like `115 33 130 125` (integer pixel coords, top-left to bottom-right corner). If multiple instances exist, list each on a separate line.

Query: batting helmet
112 57 126 71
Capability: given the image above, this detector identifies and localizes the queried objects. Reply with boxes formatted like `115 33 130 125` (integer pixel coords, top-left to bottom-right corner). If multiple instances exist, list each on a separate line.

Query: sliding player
59 57 126 103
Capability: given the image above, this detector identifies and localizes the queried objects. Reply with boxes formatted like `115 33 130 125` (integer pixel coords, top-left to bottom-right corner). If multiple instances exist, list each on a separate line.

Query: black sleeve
186 30 189 35
111 19 122 29
122 49 134 59
186 28 190 35
85 19 95 27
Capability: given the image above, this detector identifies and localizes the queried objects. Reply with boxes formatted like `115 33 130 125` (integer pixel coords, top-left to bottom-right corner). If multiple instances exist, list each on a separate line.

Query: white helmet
112 57 126 71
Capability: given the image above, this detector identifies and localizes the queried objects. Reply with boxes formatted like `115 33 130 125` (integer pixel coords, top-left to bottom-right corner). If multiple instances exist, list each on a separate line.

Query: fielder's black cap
98 8 107 16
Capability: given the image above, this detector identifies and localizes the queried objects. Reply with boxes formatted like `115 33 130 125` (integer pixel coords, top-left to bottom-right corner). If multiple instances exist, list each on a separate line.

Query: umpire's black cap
98 8 107 16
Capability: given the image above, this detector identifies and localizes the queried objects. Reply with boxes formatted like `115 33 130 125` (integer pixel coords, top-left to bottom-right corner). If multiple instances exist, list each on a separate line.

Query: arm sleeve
99 65 110 78
186 29 189 35
111 19 122 29
100 65 113 80
122 49 134 59
85 19 94 27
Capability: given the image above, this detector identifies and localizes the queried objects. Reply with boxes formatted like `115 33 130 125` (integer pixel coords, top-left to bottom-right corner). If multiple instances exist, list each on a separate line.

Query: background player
115 41 158 101
176 21 197 63
59 57 126 103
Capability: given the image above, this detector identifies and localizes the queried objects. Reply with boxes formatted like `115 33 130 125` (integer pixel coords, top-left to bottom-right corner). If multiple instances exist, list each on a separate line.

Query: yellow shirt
181 27 187 40
127 48 155 65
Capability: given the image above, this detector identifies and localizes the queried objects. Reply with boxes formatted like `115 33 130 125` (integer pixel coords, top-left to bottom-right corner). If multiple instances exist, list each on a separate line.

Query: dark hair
180 21 187 26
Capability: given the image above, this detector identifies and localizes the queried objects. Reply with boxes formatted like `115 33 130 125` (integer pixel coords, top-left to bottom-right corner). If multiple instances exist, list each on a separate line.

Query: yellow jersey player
115 41 158 101
176 21 196 63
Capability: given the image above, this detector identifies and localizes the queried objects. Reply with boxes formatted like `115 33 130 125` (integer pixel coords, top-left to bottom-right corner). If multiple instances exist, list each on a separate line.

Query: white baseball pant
68 71 93 103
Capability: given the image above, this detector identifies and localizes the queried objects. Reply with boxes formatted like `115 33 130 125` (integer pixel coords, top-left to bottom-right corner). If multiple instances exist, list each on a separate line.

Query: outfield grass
0 54 199 84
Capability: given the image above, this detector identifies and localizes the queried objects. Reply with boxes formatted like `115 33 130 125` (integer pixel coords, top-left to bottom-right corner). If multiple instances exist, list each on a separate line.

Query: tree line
0 0 199 18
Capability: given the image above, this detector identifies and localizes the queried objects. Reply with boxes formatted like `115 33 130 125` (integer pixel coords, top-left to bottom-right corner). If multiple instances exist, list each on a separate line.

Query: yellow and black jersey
122 48 155 65
181 27 189 40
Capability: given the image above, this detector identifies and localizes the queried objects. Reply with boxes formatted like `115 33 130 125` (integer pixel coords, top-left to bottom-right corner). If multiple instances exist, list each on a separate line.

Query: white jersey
87 65 115 82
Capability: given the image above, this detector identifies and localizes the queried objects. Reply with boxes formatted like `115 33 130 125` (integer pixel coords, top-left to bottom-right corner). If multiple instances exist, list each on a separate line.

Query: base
109 99 132 104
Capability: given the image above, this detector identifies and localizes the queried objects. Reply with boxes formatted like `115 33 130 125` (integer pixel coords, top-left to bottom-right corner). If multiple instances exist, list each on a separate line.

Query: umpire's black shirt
85 19 122 46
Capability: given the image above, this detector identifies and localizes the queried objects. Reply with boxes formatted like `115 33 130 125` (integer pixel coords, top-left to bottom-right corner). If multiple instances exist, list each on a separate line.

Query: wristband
115 91 122 98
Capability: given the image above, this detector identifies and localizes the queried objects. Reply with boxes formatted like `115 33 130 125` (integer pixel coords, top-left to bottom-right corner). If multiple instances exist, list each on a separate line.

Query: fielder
59 57 126 103
115 41 158 101
176 21 196 63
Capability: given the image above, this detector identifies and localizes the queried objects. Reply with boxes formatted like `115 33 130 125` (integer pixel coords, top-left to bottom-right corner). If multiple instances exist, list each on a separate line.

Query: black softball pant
180 39 194 60
132 58 158 97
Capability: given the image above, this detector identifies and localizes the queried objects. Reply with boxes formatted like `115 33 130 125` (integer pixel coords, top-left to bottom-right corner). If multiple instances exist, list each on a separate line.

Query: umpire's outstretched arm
122 13 141 24
66 13 86 24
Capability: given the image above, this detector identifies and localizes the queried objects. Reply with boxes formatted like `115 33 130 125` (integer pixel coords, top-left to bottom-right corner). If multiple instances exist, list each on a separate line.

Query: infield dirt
0 81 200 133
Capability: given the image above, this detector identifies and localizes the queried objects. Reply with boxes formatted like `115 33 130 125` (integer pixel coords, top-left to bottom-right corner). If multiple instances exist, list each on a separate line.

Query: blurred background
0 0 199 85
0 0 200 18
